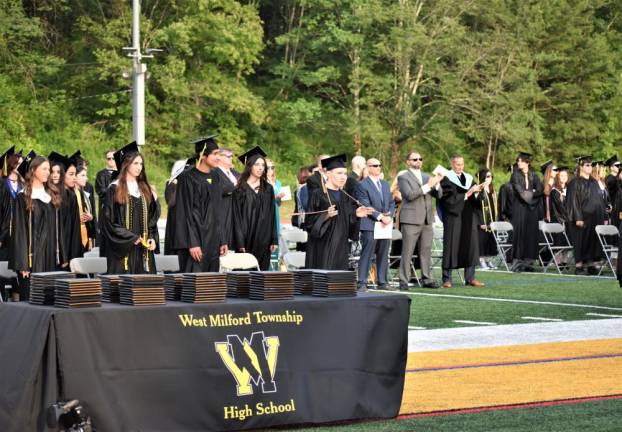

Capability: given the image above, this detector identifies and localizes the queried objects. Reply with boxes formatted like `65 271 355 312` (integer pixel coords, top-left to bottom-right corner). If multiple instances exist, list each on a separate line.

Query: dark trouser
16 274 30 301
442 266 476 284
358 231 390 288
399 223 434 286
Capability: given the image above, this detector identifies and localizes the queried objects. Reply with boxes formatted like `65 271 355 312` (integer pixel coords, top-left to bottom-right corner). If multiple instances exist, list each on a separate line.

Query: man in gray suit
398 151 443 289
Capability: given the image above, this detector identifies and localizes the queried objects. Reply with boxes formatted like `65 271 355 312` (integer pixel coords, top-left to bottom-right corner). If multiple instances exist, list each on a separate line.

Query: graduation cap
238 145 267 165
68 150 83 168
575 155 592 165
605 155 619 167
17 150 36 179
556 166 569 171
591 160 604 167
516 151 532 162
48 151 71 169
193 135 219 160
113 141 140 171
0 145 16 176
540 159 555 175
321 154 348 171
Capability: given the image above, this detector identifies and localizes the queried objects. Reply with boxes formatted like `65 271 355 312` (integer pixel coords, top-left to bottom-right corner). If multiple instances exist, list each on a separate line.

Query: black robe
439 176 480 269
0 179 22 261
304 188 358 270
497 182 513 221
163 180 178 255
172 167 224 272
510 170 543 261
566 176 607 263
11 193 60 273
102 184 160 274
476 189 497 257
95 169 114 216
232 180 277 271
212 167 239 248
60 188 84 261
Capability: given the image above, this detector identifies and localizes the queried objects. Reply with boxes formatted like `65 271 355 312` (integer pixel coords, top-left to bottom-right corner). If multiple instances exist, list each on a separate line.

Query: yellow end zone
401 338 622 415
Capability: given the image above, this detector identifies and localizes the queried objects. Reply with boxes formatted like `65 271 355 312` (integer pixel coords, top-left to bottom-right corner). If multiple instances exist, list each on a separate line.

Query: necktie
375 180 383 205
459 173 466 185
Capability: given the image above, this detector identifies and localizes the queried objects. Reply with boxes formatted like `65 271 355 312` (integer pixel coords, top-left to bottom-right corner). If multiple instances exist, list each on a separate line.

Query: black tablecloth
0 293 410 432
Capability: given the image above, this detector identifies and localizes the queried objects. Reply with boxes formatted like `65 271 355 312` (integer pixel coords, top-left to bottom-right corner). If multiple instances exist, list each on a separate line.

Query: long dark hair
7 153 23 182
236 156 268 191
477 168 495 196
24 156 61 210
114 152 153 205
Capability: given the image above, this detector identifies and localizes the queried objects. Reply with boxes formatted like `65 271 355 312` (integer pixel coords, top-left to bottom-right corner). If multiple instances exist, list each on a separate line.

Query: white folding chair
431 226 444 269
155 254 180 273
280 229 308 255
490 221 513 272
387 228 422 287
595 225 619 276
69 257 107 277
539 222 574 274
83 251 100 258
219 252 260 272
283 251 306 270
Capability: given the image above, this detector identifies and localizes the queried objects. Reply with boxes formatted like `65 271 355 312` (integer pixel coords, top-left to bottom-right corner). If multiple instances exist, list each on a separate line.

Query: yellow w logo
215 331 280 396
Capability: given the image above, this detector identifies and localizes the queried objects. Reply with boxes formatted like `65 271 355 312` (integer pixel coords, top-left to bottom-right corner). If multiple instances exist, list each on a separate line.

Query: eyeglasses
107 157 114 161
267 166 275 170
368 164 382 168
408 158 423 162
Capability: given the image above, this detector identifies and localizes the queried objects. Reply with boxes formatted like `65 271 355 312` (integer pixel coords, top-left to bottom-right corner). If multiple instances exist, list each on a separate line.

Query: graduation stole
28 208 33 269
481 190 497 231
445 170 473 190
125 192 150 272
75 190 89 248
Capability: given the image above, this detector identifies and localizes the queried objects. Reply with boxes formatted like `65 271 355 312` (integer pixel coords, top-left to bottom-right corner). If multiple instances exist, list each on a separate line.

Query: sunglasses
368 164 382 168
408 158 423 162
107 157 114 160
267 166 275 170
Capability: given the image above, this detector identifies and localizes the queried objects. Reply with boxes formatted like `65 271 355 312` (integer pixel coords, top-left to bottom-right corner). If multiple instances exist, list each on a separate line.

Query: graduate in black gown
213 148 240 249
475 169 497 269
76 163 97 252
0 148 22 262
304 154 372 270
163 159 190 255
11 155 63 301
566 156 607 275
604 155 619 223
102 143 160 274
58 154 84 263
232 146 278 270
438 155 484 287
509 152 543 271
95 150 117 251
172 136 228 272
496 164 515 222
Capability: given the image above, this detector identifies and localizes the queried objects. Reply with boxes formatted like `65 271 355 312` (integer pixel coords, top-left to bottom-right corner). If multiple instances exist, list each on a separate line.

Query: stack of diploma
226 271 251 298
54 278 102 308
181 273 227 304
311 270 357 297
29 271 76 306
100 275 122 303
164 274 185 301
248 271 295 300
292 270 314 295
119 275 166 306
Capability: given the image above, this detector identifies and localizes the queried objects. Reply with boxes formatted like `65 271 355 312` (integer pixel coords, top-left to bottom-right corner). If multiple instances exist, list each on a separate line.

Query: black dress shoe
423 281 440 288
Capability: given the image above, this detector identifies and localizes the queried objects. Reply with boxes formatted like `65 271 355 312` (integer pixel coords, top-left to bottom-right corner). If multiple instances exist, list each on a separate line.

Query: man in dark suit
212 148 240 248
356 158 395 291
398 151 443 289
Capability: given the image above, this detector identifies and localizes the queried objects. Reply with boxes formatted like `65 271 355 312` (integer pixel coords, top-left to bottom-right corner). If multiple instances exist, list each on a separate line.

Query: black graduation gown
95 169 114 216
0 179 21 261
232 181 277 271
304 188 358 270
102 184 160 274
566 176 607 263
163 180 178 256
77 188 97 251
60 188 84 261
510 170 543 261
172 168 224 272
476 189 497 257
212 167 238 248
497 182 513 221
439 177 480 269
11 193 59 273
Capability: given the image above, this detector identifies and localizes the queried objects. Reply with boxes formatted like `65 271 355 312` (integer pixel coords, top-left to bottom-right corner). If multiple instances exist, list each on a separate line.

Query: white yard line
586 312 622 318
402 291 622 311
521 316 563 322
408 326 427 330
453 320 497 326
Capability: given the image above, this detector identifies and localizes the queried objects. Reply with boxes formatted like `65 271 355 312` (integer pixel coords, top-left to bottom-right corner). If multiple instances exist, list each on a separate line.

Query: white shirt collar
31 187 51 203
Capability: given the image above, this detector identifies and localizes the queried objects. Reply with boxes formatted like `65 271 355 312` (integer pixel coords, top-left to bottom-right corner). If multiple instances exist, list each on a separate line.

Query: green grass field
277 398 622 432
395 271 622 329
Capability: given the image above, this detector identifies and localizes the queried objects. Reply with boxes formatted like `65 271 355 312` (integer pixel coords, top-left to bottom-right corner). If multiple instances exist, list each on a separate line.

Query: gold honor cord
28 208 33 269
480 189 497 232
124 196 130 271
124 193 151 273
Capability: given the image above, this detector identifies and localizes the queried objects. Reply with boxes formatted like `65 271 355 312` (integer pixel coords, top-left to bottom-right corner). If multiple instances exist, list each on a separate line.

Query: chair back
219 253 260 271
283 251 306 270
69 257 107 275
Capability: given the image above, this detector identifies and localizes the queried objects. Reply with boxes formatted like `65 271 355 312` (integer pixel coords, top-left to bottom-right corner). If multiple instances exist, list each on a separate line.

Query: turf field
402 271 622 328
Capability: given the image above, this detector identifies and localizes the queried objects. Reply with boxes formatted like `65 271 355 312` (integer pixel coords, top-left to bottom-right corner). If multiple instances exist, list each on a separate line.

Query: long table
0 293 409 432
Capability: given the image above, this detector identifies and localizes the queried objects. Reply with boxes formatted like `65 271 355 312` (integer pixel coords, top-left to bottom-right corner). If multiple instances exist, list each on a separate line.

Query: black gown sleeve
11 194 29 272
102 185 140 260
148 192 161 254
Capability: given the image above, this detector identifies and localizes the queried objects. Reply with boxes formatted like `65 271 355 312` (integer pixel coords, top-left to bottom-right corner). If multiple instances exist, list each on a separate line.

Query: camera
47 400 93 432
